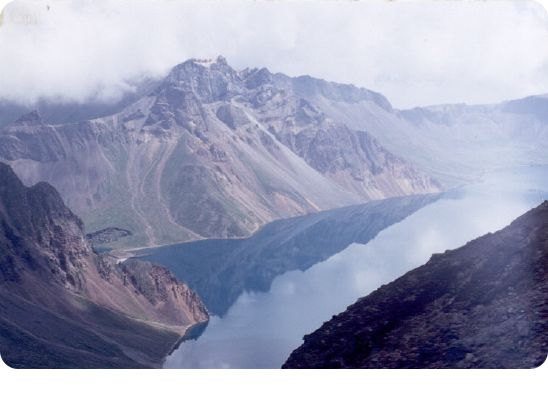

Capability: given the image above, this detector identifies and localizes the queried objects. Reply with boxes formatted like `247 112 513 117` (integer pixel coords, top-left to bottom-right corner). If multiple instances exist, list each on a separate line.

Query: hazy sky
1 0 548 108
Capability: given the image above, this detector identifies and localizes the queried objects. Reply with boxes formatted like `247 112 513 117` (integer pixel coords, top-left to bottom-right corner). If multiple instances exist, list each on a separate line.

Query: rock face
0 163 208 368
283 201 548 368
0 56 440 248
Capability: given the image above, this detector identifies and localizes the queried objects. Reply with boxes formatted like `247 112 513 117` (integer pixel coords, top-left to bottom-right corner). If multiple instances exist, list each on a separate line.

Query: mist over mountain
1 55 547 369
1 57 547 248
2 1 547 109
294 83 548 186
1 0 547 374
0 56 440 248
0 76 160 128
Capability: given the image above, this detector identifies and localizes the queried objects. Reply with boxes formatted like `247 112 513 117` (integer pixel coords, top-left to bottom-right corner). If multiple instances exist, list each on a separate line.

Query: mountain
283 201 548 368
0 76 160 128
307 88 548 185
133 193 441 315
0 163 208 368
0 56 439 248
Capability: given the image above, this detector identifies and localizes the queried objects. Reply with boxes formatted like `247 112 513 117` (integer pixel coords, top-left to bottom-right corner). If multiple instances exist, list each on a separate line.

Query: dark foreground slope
0 163 208 368
284 201 548 368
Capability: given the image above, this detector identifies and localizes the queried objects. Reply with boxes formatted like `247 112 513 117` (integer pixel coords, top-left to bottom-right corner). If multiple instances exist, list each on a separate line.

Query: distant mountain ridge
0 163 208 368
311 90 548 185
0 56 440 248
283 201 548 368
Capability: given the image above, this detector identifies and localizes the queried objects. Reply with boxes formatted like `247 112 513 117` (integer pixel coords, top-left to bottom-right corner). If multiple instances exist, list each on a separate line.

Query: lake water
164 166 548 368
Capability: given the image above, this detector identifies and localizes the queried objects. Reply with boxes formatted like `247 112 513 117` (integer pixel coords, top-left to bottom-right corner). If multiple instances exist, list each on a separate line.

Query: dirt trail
152 139 203 240
125 146 157 246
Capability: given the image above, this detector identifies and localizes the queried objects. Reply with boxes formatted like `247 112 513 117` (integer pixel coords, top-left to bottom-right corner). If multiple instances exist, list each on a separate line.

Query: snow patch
192 58 216 68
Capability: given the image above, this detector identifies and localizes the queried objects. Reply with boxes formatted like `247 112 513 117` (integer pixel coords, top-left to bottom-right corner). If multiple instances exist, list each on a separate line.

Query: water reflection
136 194 440 315
165 166 548 368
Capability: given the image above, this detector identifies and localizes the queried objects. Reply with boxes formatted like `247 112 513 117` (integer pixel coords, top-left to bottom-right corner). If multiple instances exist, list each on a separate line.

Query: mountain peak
14 110 43 125
188 56 226 68
157 55 238 103
192 58 215 67
178 55 230 70
159 56 393 111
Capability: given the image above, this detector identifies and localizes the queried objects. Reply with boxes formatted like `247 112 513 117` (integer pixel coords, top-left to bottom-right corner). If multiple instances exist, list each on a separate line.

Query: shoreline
160 320 210 368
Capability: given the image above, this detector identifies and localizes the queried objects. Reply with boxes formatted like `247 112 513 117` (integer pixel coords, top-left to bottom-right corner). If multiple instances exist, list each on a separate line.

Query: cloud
1 0 548 108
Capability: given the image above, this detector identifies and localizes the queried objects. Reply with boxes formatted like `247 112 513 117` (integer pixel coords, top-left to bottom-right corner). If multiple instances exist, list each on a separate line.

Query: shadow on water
168 320 210 356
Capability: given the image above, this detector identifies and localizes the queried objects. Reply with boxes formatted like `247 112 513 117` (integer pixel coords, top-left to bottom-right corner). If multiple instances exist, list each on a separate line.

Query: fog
165 166 548 368
1 0 548 107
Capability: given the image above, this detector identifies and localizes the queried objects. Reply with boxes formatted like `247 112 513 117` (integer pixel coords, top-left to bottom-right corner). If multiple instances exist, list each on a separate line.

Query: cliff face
0 56 439 248
0 162 90 290
0 163 208 368
283 201 548 369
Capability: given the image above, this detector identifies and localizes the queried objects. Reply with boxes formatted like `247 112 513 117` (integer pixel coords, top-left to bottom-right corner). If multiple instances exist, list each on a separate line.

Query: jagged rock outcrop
0 56 440 248
283 201 548 368
86 227 133 247
0 163 208 368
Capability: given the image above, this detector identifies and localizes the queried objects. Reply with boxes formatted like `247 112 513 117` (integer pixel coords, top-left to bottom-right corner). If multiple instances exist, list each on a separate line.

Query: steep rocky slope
0 163 208 368
283 201 548 368
0 56 439 248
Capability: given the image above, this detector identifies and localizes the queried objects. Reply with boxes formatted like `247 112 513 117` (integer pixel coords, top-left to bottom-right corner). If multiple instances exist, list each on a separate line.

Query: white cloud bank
1 0 548 108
